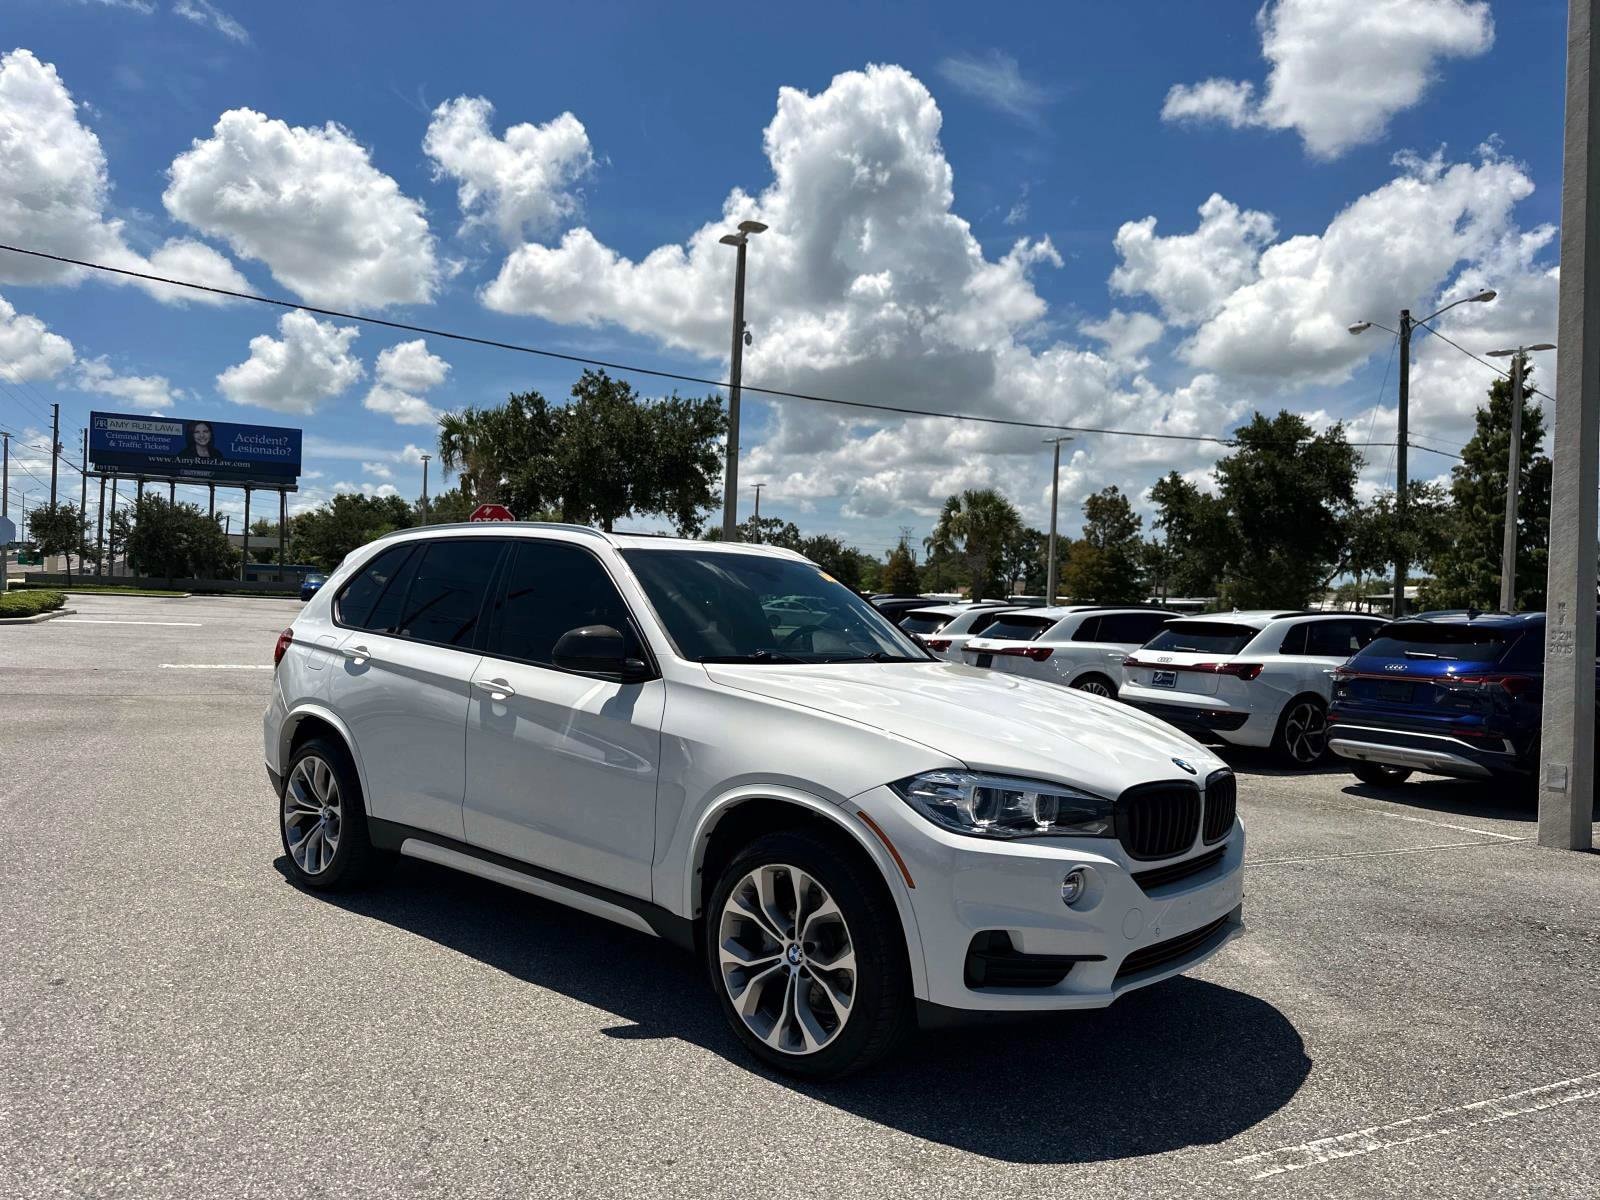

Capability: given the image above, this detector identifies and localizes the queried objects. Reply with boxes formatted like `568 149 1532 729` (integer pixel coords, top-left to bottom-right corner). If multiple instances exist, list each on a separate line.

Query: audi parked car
899 602 1021 662
1328 611 1565 787
962 607 1173 698
870 595 937 626
299 572 328 602
266 523 1244 1078
1120 611 1388 765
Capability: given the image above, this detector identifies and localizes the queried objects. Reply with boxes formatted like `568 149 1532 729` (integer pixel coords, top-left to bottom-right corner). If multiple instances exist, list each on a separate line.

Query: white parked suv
962 606 1174 698
898 602 1020 662
264 524 1245 1077
1119 611 1387 766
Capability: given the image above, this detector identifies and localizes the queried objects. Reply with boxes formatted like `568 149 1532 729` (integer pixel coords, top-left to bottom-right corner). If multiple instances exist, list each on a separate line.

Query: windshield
1358 622 1516 663
978 614 1056 641
621 548 928 663
898 611 951 635
1144 621 1257 655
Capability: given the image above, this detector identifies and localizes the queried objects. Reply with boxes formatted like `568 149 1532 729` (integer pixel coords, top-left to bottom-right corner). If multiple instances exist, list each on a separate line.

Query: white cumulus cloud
164 108 439 307
363 339 449 426
0 48 247 304
1162 0 1494 159
424 96 594 244
1078 309 1165 362
217 309 363 413
1110 195 1276 326
74 356 183 411
0 292 75 380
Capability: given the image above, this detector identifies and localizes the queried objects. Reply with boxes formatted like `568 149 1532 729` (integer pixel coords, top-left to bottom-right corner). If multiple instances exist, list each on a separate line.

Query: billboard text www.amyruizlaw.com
89 412 301 486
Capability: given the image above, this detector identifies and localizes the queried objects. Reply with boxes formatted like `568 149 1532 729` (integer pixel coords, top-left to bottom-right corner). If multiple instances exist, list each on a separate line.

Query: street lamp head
1471 289 1497 303
1348 321 1373 335
738 220 768 235
718 233 742 247
1488 343 1557 357
1527 342 1557 352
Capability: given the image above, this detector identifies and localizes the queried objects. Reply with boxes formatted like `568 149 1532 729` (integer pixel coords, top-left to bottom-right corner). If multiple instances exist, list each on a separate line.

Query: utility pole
1043 436 1072 603
752 482 764 522
79 429 88 575
49 402 60 508
2 430 9 517
1539 0 1599 853
1488 344 1556 612
241 487 251 582
1393 311 1412 619
718 220 766 540
420 454 431 525
96 474 106 578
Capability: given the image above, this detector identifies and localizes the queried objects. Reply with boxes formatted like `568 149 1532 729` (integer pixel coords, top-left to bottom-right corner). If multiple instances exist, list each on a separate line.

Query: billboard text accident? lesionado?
88 412 302 486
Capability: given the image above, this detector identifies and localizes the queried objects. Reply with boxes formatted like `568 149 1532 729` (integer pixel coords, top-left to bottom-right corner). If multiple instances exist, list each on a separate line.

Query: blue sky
0 0 1572 554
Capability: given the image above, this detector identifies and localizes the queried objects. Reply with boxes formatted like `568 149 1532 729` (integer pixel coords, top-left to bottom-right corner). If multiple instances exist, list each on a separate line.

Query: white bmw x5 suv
264 524 1245 1077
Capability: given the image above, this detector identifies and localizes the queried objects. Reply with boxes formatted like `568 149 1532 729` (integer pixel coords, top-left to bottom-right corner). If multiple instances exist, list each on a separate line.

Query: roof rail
373 520 615 544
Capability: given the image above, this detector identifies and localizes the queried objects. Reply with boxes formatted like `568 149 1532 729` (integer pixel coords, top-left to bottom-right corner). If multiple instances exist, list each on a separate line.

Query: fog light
1061 867 1088 906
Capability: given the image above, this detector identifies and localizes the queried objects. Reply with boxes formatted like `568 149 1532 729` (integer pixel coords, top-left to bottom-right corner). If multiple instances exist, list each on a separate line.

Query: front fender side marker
856 810 915 889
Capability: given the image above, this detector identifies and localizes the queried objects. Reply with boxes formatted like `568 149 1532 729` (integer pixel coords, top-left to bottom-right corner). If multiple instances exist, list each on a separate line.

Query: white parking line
57 619 202 626
1231 1071 1600 1181
158 663 273 670
1248 838 1531 866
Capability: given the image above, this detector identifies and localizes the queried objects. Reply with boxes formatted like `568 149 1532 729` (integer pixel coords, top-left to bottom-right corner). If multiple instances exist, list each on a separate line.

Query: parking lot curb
0 607 78 626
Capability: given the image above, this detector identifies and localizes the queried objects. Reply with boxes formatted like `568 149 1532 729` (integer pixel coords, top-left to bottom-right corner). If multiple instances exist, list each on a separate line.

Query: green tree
1348 482 1452 605
1061 486 1145 602
247 517 282 563
925 488 1023 600
1215 411 1361 607
27 502 88 582
292 493 414 570
1420 369 1551 611
114 496 237 580
438 371 726 534
708 515 804 547
881 538 921 595
1000 527 1047 596
798 534 864 590
1148 471 1235 598
417 486 477 525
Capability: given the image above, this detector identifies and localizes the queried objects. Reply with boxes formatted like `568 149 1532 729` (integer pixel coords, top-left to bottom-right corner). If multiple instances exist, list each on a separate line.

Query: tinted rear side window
395 540 503 647
1358 622 1517 664
980 614 1056 641
1144 621 1258 654
488 541 638 666
1093 612 1168 644
335 545 415 630
966 610 1011 635
1306 619 1381 657
899 612 950 635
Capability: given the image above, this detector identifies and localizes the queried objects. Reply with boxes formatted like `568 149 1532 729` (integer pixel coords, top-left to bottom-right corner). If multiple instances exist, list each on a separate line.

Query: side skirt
367 818 695 951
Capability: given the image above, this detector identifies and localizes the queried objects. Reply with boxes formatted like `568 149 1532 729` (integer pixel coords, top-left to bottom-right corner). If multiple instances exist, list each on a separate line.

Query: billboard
89 412 301 486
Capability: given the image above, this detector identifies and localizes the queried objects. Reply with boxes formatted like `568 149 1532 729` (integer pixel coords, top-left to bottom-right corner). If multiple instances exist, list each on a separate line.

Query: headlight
890 770 1114 839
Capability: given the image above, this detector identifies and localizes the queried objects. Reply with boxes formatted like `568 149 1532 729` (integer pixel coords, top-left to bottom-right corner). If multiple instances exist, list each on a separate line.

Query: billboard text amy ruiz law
89 412 301 485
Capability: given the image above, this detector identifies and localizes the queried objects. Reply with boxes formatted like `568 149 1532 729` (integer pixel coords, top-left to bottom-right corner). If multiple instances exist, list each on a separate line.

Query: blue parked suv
1327 611 1554 788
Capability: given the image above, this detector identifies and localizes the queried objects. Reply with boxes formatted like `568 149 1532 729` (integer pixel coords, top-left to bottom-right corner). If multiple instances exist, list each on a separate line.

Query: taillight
1453 674 1537 697
274 627 294 667
1207 662 1262 681
998 645 1053 661
922 638 952 652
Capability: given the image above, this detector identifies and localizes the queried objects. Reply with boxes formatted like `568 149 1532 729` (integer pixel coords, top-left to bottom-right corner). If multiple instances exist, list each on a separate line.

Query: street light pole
752 482 764 522
1538 0 1599 852
1350 288 1497 618
420 454 431 525
1487 344 1556 612
718 220 766 541
1043 436 1072 603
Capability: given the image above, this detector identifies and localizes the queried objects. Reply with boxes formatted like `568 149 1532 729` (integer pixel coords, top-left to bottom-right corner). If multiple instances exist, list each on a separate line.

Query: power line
1413 319 1556 403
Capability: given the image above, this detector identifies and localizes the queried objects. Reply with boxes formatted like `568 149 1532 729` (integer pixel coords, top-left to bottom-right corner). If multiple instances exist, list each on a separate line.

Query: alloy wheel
717 863 856 1055
284 755 342 875
1283 701 1327 764
1076 678 1116 698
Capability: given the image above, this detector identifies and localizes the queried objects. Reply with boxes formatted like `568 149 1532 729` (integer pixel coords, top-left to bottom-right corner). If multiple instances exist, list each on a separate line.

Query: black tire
279 736 389 891
1072 674 1118 700
704 829 914 1079
1271 695 1329 767
1352 761 1412 787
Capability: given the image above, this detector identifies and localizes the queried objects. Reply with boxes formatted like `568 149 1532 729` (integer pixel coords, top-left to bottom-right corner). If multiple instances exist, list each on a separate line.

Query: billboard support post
95 474 106 578
208 484 215 519
108 476 118 577
278 490 287 579
168 480 174 504
241 487 252 582
136 478 144 508
78 430 87 576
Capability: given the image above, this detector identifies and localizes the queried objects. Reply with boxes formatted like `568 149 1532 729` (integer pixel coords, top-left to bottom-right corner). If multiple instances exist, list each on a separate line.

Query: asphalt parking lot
3 594 1598 1199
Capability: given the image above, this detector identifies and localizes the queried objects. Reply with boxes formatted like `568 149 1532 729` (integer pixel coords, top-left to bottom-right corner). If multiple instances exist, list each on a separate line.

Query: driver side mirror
551 625 652 683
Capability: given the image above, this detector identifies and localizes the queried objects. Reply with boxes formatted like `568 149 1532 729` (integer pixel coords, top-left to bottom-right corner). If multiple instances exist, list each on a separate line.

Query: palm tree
926 489 1023 600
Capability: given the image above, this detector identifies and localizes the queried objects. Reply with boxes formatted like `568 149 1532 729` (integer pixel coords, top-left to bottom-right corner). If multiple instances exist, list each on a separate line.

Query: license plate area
1376 680 1412 702
1152 670 1178 688
974 653 993 668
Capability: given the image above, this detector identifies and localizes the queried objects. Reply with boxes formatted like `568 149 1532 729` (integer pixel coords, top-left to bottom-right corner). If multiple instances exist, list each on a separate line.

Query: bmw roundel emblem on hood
1172 758 1198 775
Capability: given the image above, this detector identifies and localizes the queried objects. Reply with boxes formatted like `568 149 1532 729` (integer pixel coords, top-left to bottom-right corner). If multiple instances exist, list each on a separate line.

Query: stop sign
468 503 516 523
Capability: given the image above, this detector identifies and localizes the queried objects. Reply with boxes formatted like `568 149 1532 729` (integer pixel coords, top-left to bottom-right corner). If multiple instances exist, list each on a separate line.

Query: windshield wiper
1403 649 1456 660
698 650 806 664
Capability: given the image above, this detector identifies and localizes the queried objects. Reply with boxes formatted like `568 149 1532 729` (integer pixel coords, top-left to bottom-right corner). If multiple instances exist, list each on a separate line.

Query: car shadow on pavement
279 855 1311 1165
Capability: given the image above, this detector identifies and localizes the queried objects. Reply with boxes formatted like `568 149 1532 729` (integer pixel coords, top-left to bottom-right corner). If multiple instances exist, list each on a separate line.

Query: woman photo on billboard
183 420 222 460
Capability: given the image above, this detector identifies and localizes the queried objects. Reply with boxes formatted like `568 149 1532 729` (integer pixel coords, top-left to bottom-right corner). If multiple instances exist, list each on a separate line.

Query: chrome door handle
343 644 372 665
474 678 516 701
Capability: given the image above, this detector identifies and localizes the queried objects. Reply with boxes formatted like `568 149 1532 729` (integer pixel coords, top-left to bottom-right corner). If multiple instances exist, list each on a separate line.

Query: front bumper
855 786 1247 1012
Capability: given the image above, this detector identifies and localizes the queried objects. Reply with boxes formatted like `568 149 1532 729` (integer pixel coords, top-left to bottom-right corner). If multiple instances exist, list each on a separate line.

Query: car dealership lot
2 594 1597 1199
